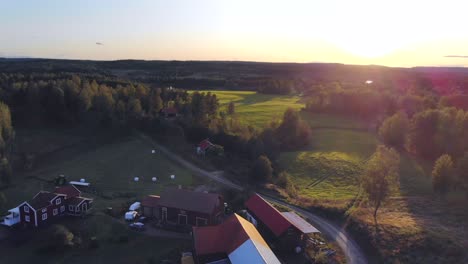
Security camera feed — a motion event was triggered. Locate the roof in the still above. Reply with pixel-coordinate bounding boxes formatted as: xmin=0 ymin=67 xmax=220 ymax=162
xmin=55 ymin=185 xmax=81 ymax=198
xmin=28 ymin=192 xmax=59 ymax=210
xmin=141 ymin=195 xmax=160 ymax=208
xmin=67 ymin=197 xmax=89 ymax=206
xmin=245 ymin=194 xmax=292 ymax=237
xmin=281 ymin=211 xmax=320 ymax=234
xmin=199 ymin=139 xmax=214 ymax=151
xmin=193 ymin=214 xmax=280 ymax=264
xmin=159 ymin=189 xmax=221 ymax=214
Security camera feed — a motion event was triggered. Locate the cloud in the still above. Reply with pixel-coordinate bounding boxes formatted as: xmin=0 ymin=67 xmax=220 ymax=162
xmin=96 ymin=42 xmax=104 ymax=46
xmin=444 ymin=55 xmax=468 ymax=58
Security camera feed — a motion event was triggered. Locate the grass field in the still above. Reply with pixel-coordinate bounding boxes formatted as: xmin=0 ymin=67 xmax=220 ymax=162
xmin=193 ymin=90 xmax=304 ymax=128
xmin=4 ymin=133 xmax=199 ymax=210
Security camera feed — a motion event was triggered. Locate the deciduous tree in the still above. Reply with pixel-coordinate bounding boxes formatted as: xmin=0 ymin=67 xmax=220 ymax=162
xmin=361 ymin=145 xmax=400 ymax=222
xmin=432 ymin=154 xmax=455 ymax=197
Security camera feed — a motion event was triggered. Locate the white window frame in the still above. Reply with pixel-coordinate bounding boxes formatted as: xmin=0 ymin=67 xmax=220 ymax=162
xmin=53 ymin=208 xmax=58 ymax=216
xmin=25 ymin=215 xmax=30 ymax=222
xmin=24 ymin=206 xmax=29 ymax=213
xmin=56 ymin=198 xmax=61 ymax=205
xmin=60 ymin=205 xmax=65 ymax=212
xmin=42 ymin=213 xmax=47 ymax=220
xmin=42 ymin=208 xmax=47 ymax=213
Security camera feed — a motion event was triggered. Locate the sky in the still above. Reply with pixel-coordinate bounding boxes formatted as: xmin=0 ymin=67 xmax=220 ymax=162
xmin=1 ymin=0 xmax=468 ymax=67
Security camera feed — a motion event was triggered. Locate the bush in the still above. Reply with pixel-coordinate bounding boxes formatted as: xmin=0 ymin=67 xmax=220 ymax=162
xmin=250 ymin=155 xmax=273 ymax=183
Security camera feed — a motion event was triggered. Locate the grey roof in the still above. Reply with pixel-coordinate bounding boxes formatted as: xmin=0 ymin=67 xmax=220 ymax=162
xmin=159 ymin=188 xmax=221 ymax=214
xmin=281 ymin=211 xmax=320 ymax=234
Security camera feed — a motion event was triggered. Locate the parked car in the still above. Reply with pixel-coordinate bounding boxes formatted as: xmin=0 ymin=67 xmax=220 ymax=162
xmin=129 ymin=222 xmax=145 ymax=231
xmin=125 ymin=211 xmax=138 ymax=221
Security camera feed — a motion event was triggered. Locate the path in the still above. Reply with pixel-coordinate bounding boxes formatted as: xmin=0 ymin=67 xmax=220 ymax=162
xmin=136 ymin=132 xmax=368 ymax=264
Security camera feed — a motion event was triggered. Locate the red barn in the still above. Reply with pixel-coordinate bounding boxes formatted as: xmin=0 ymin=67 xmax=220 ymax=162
xmin=192 ymin=213 xmax=281 ymax=264
xmin=17 ymin=185 xmax=93 ymax=227
xmin=245 ymin=194 xmax=320 ymax=252
xmin=159 ymin=188 xmax=223 ymax=226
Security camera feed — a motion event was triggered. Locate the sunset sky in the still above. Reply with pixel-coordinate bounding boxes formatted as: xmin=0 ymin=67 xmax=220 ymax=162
xmin=1 ymin=0 xmax=468 ymax=67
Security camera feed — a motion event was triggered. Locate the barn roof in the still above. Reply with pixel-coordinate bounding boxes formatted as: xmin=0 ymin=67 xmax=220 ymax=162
xmin=193 ymin=214 xmax=280 ymax=264
xmin=141 ymin=195 xmax=160 ymax=208
xmin=67 ymin=197 xmax=90 ymax=206
xmin=55 ymin=185 xmax=81 ymax=198
xmin=281 ymin=211 xmax=320 ymax=234
xmin=245 ymin=194 xmax=292 ymax=237
xmin=159 ymin=189 xmax=221 ymax=214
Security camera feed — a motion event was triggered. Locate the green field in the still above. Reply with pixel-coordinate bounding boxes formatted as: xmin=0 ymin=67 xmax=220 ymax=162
xmin=194 ymin=90 xmax=304 ymax=128
xmin=4 ymin=134 xmax=199 ymax=210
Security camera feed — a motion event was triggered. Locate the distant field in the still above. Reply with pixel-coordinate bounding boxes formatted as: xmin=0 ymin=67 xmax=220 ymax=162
xmin=193 ymin=90 xmax=304 ymax=128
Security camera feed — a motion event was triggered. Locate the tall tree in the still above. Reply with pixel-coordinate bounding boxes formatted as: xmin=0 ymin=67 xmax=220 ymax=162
xmin=456 ymin=152 xmax=468 ymax=197
xmin=227 ymin=101 xmax=236 ymax=115
xmin=379 ymin=111 xmax=409 ymax=148
xmin=432 ymin=154 xmax=454 ymax=197
xmin=361 ymin=145 xmax=400 ymax=222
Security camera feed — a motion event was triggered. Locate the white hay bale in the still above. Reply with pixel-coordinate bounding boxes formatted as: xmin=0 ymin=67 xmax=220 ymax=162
xmin=151 ymin=149 xmax=156 ymax=154
xmin=152 ymin=177 xmax=157 ymax=182
xmin=80 ymin=178 xmax=85 ymax=183
xmin=134 ymin=177 xmax=139 ymax=182
xmin=170 ymin=175 xmax=175 ymax=180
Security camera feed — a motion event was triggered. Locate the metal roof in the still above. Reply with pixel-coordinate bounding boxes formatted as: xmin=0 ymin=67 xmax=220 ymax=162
xmin=281 ymin=211 xmax=320 ymax=234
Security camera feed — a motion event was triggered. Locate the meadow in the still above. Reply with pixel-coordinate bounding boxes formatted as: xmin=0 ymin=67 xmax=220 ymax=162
xmin=194 ymin=90 xmax=304 ymax=128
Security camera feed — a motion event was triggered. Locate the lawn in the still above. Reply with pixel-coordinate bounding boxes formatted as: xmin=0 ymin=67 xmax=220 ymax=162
xmin=3 ymin=131 xmax=198 ymax=211
xmin=192 ymin=90 xmax=304 ymax=128
xmin=0 ymin=213 xmax=190 ymax=264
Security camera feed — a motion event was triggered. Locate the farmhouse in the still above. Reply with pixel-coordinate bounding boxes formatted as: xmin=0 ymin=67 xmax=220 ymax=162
xmin=158 ymin=188 xmax=224 ymax=226
xmin=192 ymin=213 xmax=281 ymax=264
xmin=17 ymin=185 xmax=93 ymax=227
xmin=245 ymin=194 xmax=320 ymax=252
xmin=196 ymin=139 xmax=223 ymax=156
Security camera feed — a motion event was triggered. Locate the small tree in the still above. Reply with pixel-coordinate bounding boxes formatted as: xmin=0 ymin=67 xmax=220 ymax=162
xmin=432 ymin=154 xmax=454 ymax=197
xmin=250 ymin=155 xmax=273 ymax=183
xmin=49 ymin=224 xmax=74 ymax=249
xmin=361 ymin=145 xmax=400 ymax=222
xmin=227 ymin=101 xmax=235 ymax=115
xmin=457 ymin=152 xmax=468 ymax=197
xmin=0 ymin=158 xmax=12 ymax=185
xmin=378 ymin=111 xmax=409 ymax=148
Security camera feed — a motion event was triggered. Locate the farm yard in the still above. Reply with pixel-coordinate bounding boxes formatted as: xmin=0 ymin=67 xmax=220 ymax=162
xmin=0 ymin=127 xmax=199 ymax=264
